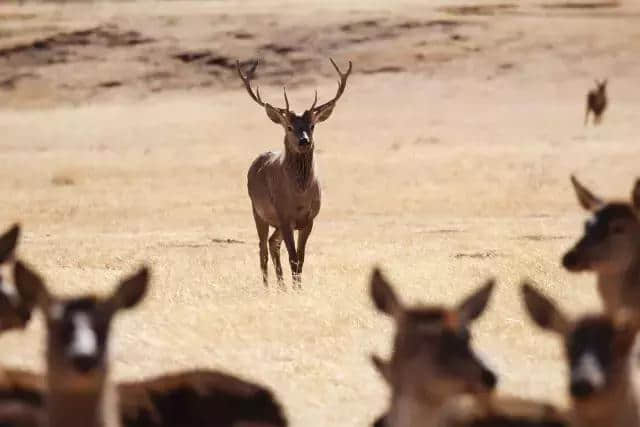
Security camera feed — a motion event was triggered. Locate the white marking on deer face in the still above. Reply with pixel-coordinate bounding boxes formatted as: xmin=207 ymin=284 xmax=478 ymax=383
xmin=572 ymin=352 xmax=605 ymax=390
xmin=69 ymin=312 xmax=97 ymax=358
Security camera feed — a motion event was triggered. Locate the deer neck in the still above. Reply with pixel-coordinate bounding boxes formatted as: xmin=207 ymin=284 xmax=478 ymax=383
xmin=571 ymin=365 xmax=638 ymax=427
xmin=283 ymin=141 xmax=315 ymax=191
xmin=386 ymin=390 xmax=449 ymax=427
xmin=47 ymin=373 xmax=120 ymax=427
xmin=597 ymin=251 xmax=640 ymax=314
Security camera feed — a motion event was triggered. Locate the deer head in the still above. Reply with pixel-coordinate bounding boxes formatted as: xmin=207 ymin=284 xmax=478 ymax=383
xmin=14 ymin=261 xmax=149 ymax=388
xmin=594 ymin=79 xmax=608 ymax=94
xmin=562 ymin=175 xmax=640 ymax=275
xmin=370 ymin=268 xmax=497 ymax=402
xmin=522 ymin=282 xmax=639 ymax=400
xmin=236 ymin=58 xmax=352 ymax=154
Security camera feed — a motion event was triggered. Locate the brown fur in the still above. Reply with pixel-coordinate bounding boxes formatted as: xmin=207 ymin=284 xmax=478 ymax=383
xmin=237 ymin=59 xmax=352 ymax=288
xmin=0 ymin=368 xmax=287 ymax=427
xmin=585 ymin=79 xmax=607 ymax=125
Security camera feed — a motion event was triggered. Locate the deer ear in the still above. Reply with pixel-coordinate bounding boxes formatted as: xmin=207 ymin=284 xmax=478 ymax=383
xmin=457 ymin=279 xmax=495 ymax=325
xmin=13 ymin=261 xmax=49 ymax=311
xmin=0 ymin=224 xmax=19 ymax=263
xmin=265 ymin=104 xmax=286 ymax=125
xmin=311 ymin=103 xmax=336 ymax=124
xmin=570 ymin=175 xmax=602 ymax=212
xmin=370 ymin=268 xmax=402 ymax=318
xmin=110 ymin=267 xmax=150 ymax=311
xmin=521 ymin=282 xmax=570 ymax=335
xmin=371 ymin=354 xmax=391 ymax=384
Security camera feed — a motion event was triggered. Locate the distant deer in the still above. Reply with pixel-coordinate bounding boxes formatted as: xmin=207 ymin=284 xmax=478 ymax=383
xmin=585 ymin=79 xmax=607 ymax=126
xmin=522 ymin=282 xmax=639 ymax=427
xmin=237 ymin=58 xmax=352 ymax=288
xmin=369 ymin=269 xmax=566 ymax=427
xmin=14 ymin=261 xmax=151 ymax=427
xmin=563 ymin=175 xmax=640 ymax=314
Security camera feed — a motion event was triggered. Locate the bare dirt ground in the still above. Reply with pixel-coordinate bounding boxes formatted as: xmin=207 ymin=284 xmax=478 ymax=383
xmin=1 ymin=0 xmax=640 ymax=425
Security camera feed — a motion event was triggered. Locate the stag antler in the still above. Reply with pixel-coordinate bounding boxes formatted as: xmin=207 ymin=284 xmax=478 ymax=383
xmin=237 ymin=60 xmax=265 ymax=107
xmin=237 ymin=60 xmax=290 ymax=114
xmin=310 ymin=58 xmax=353 ymax=112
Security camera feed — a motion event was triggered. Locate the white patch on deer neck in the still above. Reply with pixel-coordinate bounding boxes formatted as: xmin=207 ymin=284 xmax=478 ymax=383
xmin=70 ymin=312 xmax=97 ymax=357
xmin=573 ymin=352 xmax=605 ymax=389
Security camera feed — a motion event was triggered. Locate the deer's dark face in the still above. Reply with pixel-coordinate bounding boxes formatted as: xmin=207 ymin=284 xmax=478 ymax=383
xmin=563 ymin=176 xmax=640 ymax=275
xmin=522 ymin=284 xmax=637 ymax=401
xmin=14 ymin=262 xmax=149 ymax=389
xmin=564 ymin=316 xmax=631 ymax=399
xmin=370 ymin=269 xmax=497 ymax=402
xmin=45 ymin=297 xmax=112 ymax=379
xmin=391 ymin=308 xmax=496 ymax=398
xmin=281 ymin=111 xmax=315 ymax=154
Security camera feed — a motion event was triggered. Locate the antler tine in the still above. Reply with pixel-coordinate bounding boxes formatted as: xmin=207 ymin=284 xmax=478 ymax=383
xmin=309 ymin=89 xmax=318 ymax=111
xmin=311 ymin=58 xmax=353 ymax=112
xmin=283 ymin=87 xmax=290 ymax=113
xmin=236 ymin=59 xmax=265 ymax=107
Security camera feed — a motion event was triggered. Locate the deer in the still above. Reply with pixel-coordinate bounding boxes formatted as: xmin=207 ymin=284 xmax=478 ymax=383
xmin=2 ymin=260 xmax=287 ymax=427
xmin=369 ymin=268 xmax=566 ymax=427
xmin=562 ymin=175 xmax=640 ymax=315
xmin=13 ymin=260 xmax=151 ymax=427
xmin=522 ymin=282 xmax=640 ymax=427
xmin=585 ymin=79 xmax=607 ymax=126
xmin=237 ymin=58 xmax=352 ymax=289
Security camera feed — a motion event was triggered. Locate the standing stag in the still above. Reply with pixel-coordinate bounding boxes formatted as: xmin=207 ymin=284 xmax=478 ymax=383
xmin=585 ymin=79 xmax=607 ymax=126
xmin=237 ymin=58 xmax=352 ymax=288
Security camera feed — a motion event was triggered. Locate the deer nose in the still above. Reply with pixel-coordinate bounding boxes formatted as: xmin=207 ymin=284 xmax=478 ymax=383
xmin=481 ymin=368 xmax=497 ymax=390
xmin=71 ymin=354 xmax=99 ymax=373
xmin=562 ymin=250 xmax=579 ymax=270
xmin=570 ymin=379 xmax=595 ymax=398
xmin=298 ymin=131 xmax=310 ymax=145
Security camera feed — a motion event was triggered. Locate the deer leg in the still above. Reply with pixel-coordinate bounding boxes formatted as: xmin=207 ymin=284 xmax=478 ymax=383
xmin=268 ymin=229 xmax=285 ymax=288
xmin=279 ymin=224 xmax=299 ymax=287
xmin=253 ymin=208 xmax=269 ymax=287
xmin=294 ymin=221 xmax=314 ymax=289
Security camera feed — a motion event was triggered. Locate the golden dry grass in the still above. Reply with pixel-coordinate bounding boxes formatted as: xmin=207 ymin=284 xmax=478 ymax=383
xmin=1 ymin=0 xmax=640 ymax=425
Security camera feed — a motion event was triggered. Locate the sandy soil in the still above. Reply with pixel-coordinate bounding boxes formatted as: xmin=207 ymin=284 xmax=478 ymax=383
xmin=1 ymin=0 xmax=640 ymax=425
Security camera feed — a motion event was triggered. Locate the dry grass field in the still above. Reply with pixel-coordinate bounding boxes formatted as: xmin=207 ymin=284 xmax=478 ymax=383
xmin=1 ymin=0 xmax=640 ymax=425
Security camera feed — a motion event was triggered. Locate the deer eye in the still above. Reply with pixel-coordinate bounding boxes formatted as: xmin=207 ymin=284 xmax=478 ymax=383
xmin=310 ymin=125 xmax=315 ymax=131
xmin=287 ymin=125 xmax=293 ymax=132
